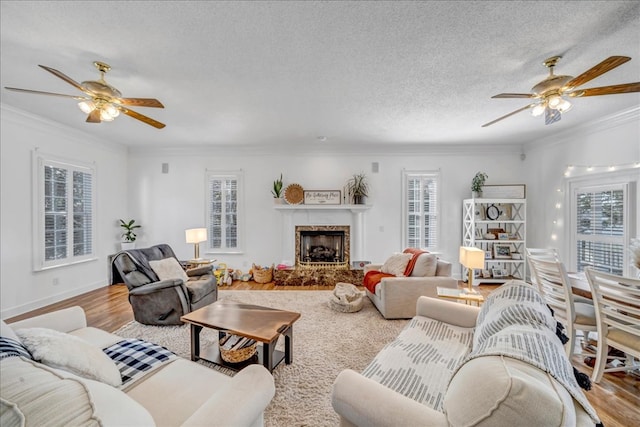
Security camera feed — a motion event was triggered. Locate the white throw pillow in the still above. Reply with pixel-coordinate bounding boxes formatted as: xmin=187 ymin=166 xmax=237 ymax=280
xmin=149 ymin=257 xmax=189 ymax=283
xmin=15 ymin=327 xmax=122 ymax=387
xmin=380 ymin=253 xmax=413 ymax=276
xmin=410 ymin=253 xmax=438 ymax=277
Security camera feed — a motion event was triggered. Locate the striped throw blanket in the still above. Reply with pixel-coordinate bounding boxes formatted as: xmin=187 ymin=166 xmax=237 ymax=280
xmin=103 ymin=338 xmax=177 ymax=389
xmin=462 ymin=280 xmax=601 ymax=425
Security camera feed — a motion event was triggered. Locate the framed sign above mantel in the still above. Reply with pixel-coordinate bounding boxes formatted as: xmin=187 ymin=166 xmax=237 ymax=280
xmin=481 ymin=184 xmax=526 ymax=199
xmin=303 ymin=190 xmax=341 ymax=205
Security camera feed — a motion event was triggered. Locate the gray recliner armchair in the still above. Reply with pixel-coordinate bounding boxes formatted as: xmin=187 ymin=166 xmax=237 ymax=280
xmin=111 ymin=244 xmax=217 ymax=325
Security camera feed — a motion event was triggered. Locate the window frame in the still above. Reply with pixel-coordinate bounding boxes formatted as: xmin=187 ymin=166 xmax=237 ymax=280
xmin=32 ymin=151 xmax=97 ymax=271
xmin=401 ymin=170 xmax=441 ymax=251
xmin=567 ymin=170 xmax=637 ymax=277
xmin=205 ymin=169 xmax=244 ymax=254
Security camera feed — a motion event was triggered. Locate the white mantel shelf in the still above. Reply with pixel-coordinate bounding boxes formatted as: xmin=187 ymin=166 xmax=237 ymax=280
xmin=273 ymin=204 xmax=371 ymax=212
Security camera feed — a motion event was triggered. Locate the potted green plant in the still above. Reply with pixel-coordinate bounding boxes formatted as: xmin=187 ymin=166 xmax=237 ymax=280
xmin=272 ymin=173 xmax=284 ymax=203
xmin=119 ymin=219 xmax=141 ymax=250
xmin=346 ymin=172 xmax=369 ymax=205
xmin=471 ymin=172 xmax=488 ymax=198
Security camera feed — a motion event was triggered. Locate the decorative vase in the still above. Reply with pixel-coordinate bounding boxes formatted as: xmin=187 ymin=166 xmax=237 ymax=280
xmin=472 ymin=190 xmax=482 ymax=198
xmin=121 ymin=242 xmax=136 ymax=250
xmin=273 ymin=198 xmax=283 ymax=205
xmin=353 ymin=195 xmax=366 ymax=205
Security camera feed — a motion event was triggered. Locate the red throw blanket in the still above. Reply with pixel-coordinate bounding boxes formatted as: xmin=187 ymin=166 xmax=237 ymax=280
xmin=363 ymin=248 xmax=428 ymax=294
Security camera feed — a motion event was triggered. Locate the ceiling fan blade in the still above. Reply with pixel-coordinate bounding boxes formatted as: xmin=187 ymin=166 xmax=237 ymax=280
xmin=118 ymin=98 xmax=165 ymax=108
xmin=568 ymin=82 xmax=640 ymax=97
xmin=120 ymin=107 xmax=166 ymax=129
xmin=4 ymin=87 xmax=88 ymax=100
xmin=38 ymin=65 xmax=87 ymax=93
xmin=481 ymin=104 xmax=534 ymax=127
xmin=563 ymin=56 xmax=631 ymax=90
xmin=491 ymin=93 xmax=536 ymax=99
xmin=86 ymin=110 xmax=102 ymax=123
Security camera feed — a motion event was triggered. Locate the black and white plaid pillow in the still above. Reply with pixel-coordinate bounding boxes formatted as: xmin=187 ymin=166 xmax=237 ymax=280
xmin=0 ymin=336 xmax=33 ymax=360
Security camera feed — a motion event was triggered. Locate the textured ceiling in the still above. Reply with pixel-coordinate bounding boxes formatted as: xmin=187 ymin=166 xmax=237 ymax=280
xmin=1 ymin=1 xmax=639 ymax=151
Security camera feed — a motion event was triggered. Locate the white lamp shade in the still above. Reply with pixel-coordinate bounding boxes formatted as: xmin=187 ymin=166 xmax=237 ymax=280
xmin=459 ymin=246 xmax=485 ymax=269
xmin=185 ymin=228 xmax=207 ymax=244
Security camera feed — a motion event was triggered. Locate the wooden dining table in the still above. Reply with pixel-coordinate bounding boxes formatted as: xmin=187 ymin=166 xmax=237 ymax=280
xmin=568 ymin=271 xmax=593 ymax=299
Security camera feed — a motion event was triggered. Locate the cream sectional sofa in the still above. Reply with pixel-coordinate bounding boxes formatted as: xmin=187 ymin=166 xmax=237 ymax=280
xmin=332 ymin=280 xmax=600 ymax=426
xmin=1 ymin=306 xmax=275 ymax=426
xmin=364 ymin=257 xmax=457 ymax=319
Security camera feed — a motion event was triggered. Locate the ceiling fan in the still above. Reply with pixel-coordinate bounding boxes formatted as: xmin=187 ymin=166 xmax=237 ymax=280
xmin=482 ymin=55 xmax=640 ymax=127
xmin=4 ymin=61 xmax=165 ymax=129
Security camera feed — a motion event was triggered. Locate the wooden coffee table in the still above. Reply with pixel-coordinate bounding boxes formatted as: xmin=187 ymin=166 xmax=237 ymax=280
xmin=181 ymin=300 xmax=301 ymax=373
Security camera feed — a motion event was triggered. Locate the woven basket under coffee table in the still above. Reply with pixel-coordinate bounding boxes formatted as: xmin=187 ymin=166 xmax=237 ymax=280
xmin=219 ymin=333 xmax=258 ymax=363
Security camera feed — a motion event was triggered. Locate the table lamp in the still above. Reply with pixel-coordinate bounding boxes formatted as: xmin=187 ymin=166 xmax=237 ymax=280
xmin=459 ymin=246 xmax=485 ymax=293
xmin=185 ymin=228 xmax=207 ymax=261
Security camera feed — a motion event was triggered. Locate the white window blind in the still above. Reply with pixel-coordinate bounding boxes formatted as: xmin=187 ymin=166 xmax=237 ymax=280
xmin=403 ymin=171 xmax=440 ymax=250
xmin=572 ymin=183 xmax=628 ymax=275
xmin=35 ymin=153 xmax=95 ymax=270
xmin=206 ymin=171 xmax=243 ymax=253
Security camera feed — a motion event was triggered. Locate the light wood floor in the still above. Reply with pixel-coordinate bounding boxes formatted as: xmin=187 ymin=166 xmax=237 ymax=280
xmin=6 ymin=282 xmax=639 ymax=426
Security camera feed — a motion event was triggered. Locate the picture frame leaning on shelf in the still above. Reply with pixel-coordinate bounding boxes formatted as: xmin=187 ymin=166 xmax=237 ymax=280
xmin=493 ymin=244 xmax=512 ymax=259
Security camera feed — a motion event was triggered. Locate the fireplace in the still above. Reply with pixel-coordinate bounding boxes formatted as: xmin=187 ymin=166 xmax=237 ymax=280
xmin=295 ymin=225 xmax=350 ymax=268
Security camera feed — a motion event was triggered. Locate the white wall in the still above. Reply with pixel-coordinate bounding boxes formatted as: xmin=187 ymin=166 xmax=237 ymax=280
xmin=126 ymin=145 xmax=526 ymax=275
xmin=1 ymin=106 xmax=129 ymax=318
xmin=523 ymin=107 xmax=640 ymax=271
xmin=2 ymin=104 xmax=638 ymax=318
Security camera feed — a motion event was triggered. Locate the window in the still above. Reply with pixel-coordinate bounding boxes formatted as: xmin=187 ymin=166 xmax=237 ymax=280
xmin=569 ymin=174 xmax=636 ymax=276
xmin=206 ymin=170 xmax=243 ymax=253
xmin=402 ymin=171 xmax=440 ymax=250
xmin=33 ymin=153 xmax=95 ymax=270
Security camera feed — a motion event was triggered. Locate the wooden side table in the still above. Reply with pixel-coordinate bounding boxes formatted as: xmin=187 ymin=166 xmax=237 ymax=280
xmin=436 ymin=287 xmax=484 ymax=306
xmin=183 ymin=259 xmax=216 ymax=270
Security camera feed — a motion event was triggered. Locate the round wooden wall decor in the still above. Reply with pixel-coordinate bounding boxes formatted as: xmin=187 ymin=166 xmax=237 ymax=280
xmin=284 ymin=183 xmax=304 ymax=204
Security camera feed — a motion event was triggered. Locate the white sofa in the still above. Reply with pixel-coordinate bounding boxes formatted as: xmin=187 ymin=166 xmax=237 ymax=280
xmin=332 ymin=280 xmax=600 ymax=426
xmin=1 ymin=306 xmax=275 ymax=427
xmin=364 ymin=258 xmax=458 ymax=319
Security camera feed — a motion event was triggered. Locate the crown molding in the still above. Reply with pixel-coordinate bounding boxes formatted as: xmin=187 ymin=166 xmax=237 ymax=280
xmin=522 ymin=106 xmax=640 ymax=153
xmin=1 ymin=103 xmax=128 ymax=155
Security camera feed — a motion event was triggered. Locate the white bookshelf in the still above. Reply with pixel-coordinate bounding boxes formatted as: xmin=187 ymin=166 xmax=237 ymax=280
xmin=462 ymin=198 xmax=526 ymax=286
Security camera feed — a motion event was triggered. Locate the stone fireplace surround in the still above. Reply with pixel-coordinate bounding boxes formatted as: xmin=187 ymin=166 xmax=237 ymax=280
xmin=273 ymin=205 xmax=370 ymax=286
xmin=296 ymin=225 xmax=350 ymax=266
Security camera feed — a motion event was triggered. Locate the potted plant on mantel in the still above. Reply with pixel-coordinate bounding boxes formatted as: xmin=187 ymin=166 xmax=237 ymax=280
xmin=471 ymin=172 xmax=488 ymax=198
xmin=272 ymin=173 xmax=284 ymax=204
xmin=119 ymin=219 xmax=141 ymax=250
xmin=346 ymin=172 xmax=369 ymax=205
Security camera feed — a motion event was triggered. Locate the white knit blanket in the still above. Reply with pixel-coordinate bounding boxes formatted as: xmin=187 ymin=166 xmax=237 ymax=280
xmin=465 ymin=280 xmax=601 ymax=424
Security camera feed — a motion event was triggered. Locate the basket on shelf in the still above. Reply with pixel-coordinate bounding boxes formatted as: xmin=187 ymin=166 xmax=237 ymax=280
xmin=219 ymin=333 xmax=257 ymax=364
xmin=252 ymin=264 xmax=274 ymax=284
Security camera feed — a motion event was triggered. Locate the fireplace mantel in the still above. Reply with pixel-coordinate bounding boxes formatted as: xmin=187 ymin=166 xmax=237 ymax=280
xmin=273 ymin=204 xmax=371 ymax=213
xmin=275 ymin=204 xmax=371 ymax=263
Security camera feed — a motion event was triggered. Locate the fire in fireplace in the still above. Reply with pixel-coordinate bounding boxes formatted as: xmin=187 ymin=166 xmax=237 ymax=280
xmin=295 ymin=225 xmax=350 ymax=267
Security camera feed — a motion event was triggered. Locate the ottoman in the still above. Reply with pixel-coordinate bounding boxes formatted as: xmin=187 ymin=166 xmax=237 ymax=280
xmin=329 ymin=282 xmax=364 ymax=313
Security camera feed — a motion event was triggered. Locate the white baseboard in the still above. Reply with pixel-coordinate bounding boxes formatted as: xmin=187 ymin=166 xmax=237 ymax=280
xmin=1 ymin=280 xmax=107 ymax=320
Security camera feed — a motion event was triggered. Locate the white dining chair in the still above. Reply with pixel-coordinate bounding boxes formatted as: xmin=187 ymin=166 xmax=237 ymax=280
xmin=585 ymin=267 xmax=640 ymax=383
xmin=527 ymin=256 xmax=598 ymax=358
xmin=526 ymin=247 xmax=592 ymax=305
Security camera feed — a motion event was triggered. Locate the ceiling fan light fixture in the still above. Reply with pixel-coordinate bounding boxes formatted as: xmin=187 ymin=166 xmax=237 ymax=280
xmin=103 ymin=103 xmax=120 ymax=118
xmin=531 ymin=103 xmax=546 ymax=117
xmin=78 ymin=100 xmax=95 ymax=114
xmin=557 ymin=98 xmax=572 ymax=112
xmin=547 ymin=94 xmax=562 ymax=109
xmin=99 ymin=108 xmax=115 ymax=121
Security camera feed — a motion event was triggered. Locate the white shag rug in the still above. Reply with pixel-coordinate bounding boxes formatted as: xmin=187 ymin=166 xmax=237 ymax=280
xmin=114 ymin=290 xmax=408 ymax=427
